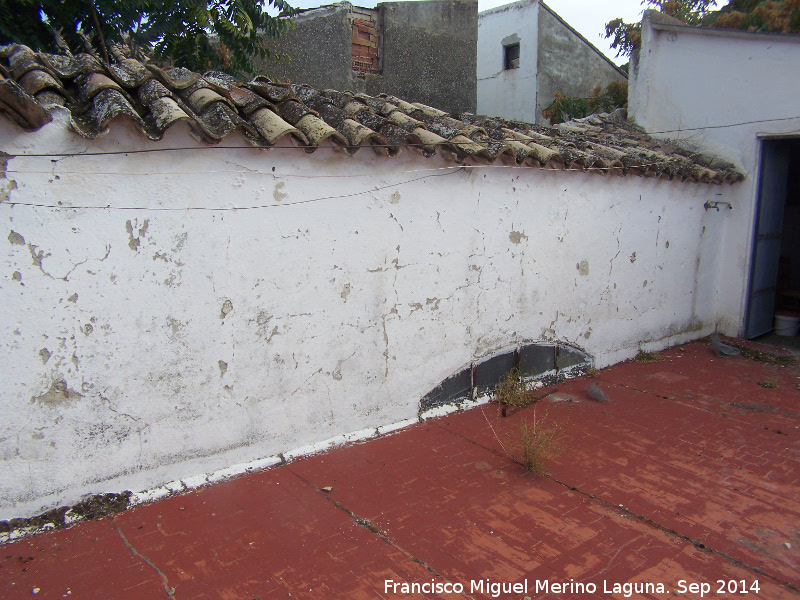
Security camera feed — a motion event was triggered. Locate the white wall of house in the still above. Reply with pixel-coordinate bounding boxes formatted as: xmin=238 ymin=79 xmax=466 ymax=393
xmin=629 ymin=11 xmax=800 ymax=335
xmin=1 ymin=108 xmax=736 ymax=519
xmin=477 ymin=0 xmax=539 ymax=123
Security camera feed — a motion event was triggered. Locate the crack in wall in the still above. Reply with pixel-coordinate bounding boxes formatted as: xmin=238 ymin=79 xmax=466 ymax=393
xmin=113 ymin=523 xmax=176 ymax=598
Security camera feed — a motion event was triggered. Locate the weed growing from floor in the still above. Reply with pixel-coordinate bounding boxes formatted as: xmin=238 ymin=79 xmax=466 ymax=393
xmin=634 ymin=349 xmax=662 ymax=363
xmin=494 ymin=368 xmax=535 ymax=407
xmin=508 ymin=409 xmax=568 ymax=475
xmin=584 ymin=367 xmax=599 ymax=378
xmin=734 ymin=345 xmax=794 ymax=366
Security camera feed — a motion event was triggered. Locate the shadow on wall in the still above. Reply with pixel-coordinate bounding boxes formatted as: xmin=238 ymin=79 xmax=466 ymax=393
xmin=419 ymin=342 xmax=592 ymax=416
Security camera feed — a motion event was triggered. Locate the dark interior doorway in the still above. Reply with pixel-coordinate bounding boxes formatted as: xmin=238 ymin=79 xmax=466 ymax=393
xmin=746 ymin=137 xmax=800 ymax=339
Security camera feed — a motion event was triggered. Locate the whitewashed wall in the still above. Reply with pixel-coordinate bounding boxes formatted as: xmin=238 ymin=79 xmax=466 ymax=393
xmin=1 ymin=108 xmax=735 ymax=519
xmin=477 ymin=0 xmax=539 ymax=123
xmin=629 ymin=11 xmax=800 ymax=335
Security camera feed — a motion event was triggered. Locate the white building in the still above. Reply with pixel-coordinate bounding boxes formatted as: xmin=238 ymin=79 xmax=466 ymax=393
xmin=1 ymin=44 xmax=739 ymax=521
xmin=477 ymin=0 xmax=626 ymax=124
xmin=629 ymin=10 xmax=800 ymax=338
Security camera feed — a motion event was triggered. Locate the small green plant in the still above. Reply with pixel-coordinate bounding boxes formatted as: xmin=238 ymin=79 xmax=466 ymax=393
xmin=634 ymin=349 xmax=662 ymax=363
xmin=494 ymin=368 xmax=535 ymax=407
xmin=584 ymin=367 xmax=599 ymax=378
xmin=508 ymin=409 xmax=568 ymax=475
xmin=541 ymin=81 xmax=628 ymax=125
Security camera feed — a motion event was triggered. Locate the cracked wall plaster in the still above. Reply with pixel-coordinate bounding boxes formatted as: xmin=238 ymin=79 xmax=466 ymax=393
xmin=0 ymin=113 xmax=740 ymax=520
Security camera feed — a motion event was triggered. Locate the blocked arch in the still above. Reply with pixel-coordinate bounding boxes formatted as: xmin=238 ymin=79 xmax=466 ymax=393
xmin=419 ymin=342 xmax=592 ymax=415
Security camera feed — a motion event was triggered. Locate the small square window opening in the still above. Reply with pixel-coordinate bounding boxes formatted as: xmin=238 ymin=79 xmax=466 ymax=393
xmin=504 ymin=43 xmax=520 ymax=70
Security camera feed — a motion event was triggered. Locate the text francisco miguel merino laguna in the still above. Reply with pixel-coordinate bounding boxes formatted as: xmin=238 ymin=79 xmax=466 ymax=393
xmin=384 ymin=577 xmax=759 ymax=597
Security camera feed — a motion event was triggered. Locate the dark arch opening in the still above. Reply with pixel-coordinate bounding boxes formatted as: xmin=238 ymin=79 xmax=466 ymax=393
xmin=419 ymin=342 xmax=592 ymax=416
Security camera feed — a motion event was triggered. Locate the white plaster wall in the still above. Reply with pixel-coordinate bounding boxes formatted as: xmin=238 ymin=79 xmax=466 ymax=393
xmin=477 ymin=0 xmax=539 ymax=122
xmin=1 ymin=109 xmax=735 ymax=518
xmin=629 ymin=14 xmax=800 ymax=335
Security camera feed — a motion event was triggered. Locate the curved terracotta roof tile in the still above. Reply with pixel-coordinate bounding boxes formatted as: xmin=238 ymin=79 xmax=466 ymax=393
xmin=39 ymin=53 xmax=103 ymax=78
xmin=108 ymin=59 xmax=151 ymax=89
xmin=247 ymin=79 xmax=294 ymax=103
xmin=0 ymin=45 xmax=743 ymax=184
xmin=0 ymin=76 xmax=52 ymax=130
xmin=249 ymin=107 xmax=309 ymax=147
xmin=278 ymin=99 xmax=315 ymax=126
xmin=18 ymin=68 xmax=63 ymax=97
xmin=410 ymin=127 xmax=448 ymax=157
xmin=186 ymin=87 xmax=233 ymax=114
xmin=146 ymin=96 xmax=191 ymax=136
xmin=147 ymin=65 xmax=202 ymax=90
xmin=71 ymin=87 xmax=147 ymax=139
xmin=340 ymin=118 xmax=387 ymax=152
xmin=8 ymin=46 xmax=43 ymax=79
xmin=77 ymin=72 xmax=125 ymax=103
xmin=387 ymin=110 xmax=425 ymax=131
xmin=295 ymin=113 xmax=348 ymax=151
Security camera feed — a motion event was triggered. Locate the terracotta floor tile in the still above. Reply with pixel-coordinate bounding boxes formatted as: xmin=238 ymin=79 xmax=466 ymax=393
xmin=2 ymin=340 xmax=798 ymax=598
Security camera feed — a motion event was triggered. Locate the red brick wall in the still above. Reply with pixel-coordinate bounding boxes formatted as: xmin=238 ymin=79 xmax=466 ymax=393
xmin=352 ymin=18 xmax=380 ymax=74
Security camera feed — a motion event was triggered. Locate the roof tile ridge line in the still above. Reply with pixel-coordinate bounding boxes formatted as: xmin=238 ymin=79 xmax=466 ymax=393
xmin=538 ymin=1 xmax=628 ymax=79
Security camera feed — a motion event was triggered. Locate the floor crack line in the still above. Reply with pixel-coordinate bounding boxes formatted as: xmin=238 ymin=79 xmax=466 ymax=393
xmin=287 ymin=467 xmax=477 ymax=600
xmin=113 ymin=521 xmax=176 ymax=598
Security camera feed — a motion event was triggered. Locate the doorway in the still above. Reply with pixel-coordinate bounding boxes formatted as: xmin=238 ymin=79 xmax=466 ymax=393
xmin=745 ymin=137 xmax=800 ymax=339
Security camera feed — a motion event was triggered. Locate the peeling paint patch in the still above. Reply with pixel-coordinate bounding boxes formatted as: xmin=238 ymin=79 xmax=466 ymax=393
xmin=83 ymin=323 xmax=93 ymax=336
xmin=67 ymin=293 xmax=78 ymax=303
xmin=273 ymin=182 xmax=288 ymax=202
xmin=426 ymin=297 xmax=441 ymax=310
xmin=218 ymin=361 xmax=228 ymax=377
xmin=390 ymin=191 xmax=401 ymax=204
xmin=265 ymin=326 xmax=279 ymax=343
xmin=39 ymin=348 xmax=51 ymax=365
xmin=12 ymin=271 xmax=21 ymax=282
xmin=33 ymin=380 xmax=84 ymax=406
xmin=28 ymin=244 xmax=50 ymax=270
xmin=340 ymin=283 xmax=351 ymax=301
xmin=126 ymin=219 xmax=149 ymax=251
xmin=0 ymin=179 xmax=17 ymax=202
xmin=509 ymin=230 xmax=528 ymax=244
xmin=630 ymin=252 xmax=637 ymax=263
xmin=171 ymin=232 xmax=187 ymax=253
xmin=8 ymin=230 xmax=24 ymax=245
xmin=220 ymin=300 xmax=233 ymax=319
xmin=576 ymin=260 xmax=590 ymax=276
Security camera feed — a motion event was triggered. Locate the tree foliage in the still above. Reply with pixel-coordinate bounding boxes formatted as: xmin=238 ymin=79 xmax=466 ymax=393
xmin=706 ymin=0 xmax=800 ymax=32
xmin=605 ymin=0 xmax=800 ymax=58
xmin=0 ymin=0 xmax=297 ymax=74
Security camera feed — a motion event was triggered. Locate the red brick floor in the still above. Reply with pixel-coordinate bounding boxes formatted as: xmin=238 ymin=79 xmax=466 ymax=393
xmin=2 ymin=341 xmax=799 ymax=599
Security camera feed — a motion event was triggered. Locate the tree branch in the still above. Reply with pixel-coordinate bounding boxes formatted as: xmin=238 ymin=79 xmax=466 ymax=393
xmin=90 ymin=1 xmax=110 ymax=64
